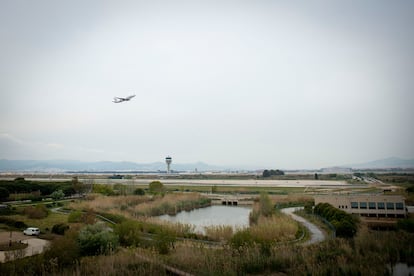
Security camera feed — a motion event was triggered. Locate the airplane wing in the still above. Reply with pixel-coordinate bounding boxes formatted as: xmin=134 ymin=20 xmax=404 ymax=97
xmin=113 ymin=94 xmax=135 ymax=103
xmin=113 ymin=97 xmax=125 ymax=103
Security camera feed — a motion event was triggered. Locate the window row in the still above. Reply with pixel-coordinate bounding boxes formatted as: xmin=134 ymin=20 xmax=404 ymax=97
xmin=350 ymin=202 xmax=404 ymax=210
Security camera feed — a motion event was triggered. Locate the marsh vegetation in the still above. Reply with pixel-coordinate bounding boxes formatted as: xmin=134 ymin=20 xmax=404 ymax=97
xmin=0 ymin=176 xmax=413 ymax=275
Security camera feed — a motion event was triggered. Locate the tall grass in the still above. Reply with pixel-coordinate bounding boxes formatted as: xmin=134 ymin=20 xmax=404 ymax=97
xmin=249 ymin=213 xmax=298 ymax=243
xmin=204 ymin=225 xmax=234 ymax=241
xmin=68 ymin=194 xmax=150 ymax=213
xmin=1 ymin=224 xmax=413 ymax=275
xmin=66 ymin=248 xmax=167 ymax=276
xmin=68 ymin=193 xmax=210 ymax=219
xmin=164 ymin=227 xmax=414 ymax=275
xmin=130 ymin=193 xmax=210 ymax=217
xmin=145 ymin=219 xmax=196 ymax=238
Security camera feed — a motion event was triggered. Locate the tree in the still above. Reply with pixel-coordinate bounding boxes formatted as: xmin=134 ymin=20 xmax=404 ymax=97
xmin=149 ymin=181 xmax=165 ymax=194
xmin=133 ymin=188 xmax=145 ymax=195
xmin=0 ymin=187 xmax=9 ymax=200
xmin=72 ymin=176 xmax=84 ymax=195
xmin=262 ymin=170 xmax=270 ymax=178
xmin=406 ymin=186 xmax=414 ymax=194
xmin=262 ymin=169 xmax=284 ymax=177
xmin=314 ymin=202 xmax=358 ymax=238
xmin=50 ymin=190 xmax=65 ymax=201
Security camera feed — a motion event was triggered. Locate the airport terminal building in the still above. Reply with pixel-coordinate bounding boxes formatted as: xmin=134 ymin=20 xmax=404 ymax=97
xmin=314 ymin=195 xmax=407 ymax=218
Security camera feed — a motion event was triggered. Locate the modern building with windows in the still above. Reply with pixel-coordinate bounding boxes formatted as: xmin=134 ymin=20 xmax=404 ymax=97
xmin=314 ymin=194 xmax=406 ymax=218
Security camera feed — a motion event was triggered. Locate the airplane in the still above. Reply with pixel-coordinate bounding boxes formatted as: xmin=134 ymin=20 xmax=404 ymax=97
xmin=113 ymin=94 xmax=136 ymax=103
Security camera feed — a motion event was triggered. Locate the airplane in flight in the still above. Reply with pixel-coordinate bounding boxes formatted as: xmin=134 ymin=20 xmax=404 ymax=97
xmin=113 ymin=94 xmax=136 ymax=103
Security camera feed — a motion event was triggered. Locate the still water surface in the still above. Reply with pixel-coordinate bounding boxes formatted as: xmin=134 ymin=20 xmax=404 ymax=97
xmin=157 ymin=205 xmax=251 ymax=234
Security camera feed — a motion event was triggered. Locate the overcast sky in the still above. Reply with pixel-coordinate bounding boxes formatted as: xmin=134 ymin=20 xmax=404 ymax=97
xmin=1 ymin=0 xmax=413 ymax=169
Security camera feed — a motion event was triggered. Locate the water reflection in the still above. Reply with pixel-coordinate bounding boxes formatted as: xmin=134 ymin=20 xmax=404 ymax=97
xmin=157 ymin=205 xmax=251 ymax=234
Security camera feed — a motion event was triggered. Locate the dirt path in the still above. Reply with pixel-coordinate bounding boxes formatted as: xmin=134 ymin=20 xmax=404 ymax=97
xmin=0 ymin=231 xmax=26 ymax=243
xmin=281 ymin=207 xmax=325 ymax=245
xmin=0 ymin=231 xmax=49 ymax=262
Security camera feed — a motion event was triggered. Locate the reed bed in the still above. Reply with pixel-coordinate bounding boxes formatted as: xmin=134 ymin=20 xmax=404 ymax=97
xmin=61 ymin=248 xmax=167 ymax=276
xmin=130 ymin=193 xmax=210 ymax=217
xmin=69 ymin=193 xmax=210 ymax=218
xmin=145 ymin=218 xmax=196 ymax=238
xmin=269 ymin=194 xmax=313 ymax=202
xmin=249 ymin=213 xmax=298 ymax=243
xmin=68 ymin=194 xmax=151 ymax=213
xmin=204 ymin=225 xmax=234 ymax=241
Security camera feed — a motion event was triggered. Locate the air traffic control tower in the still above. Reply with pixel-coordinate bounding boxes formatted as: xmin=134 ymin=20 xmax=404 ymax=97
xmin=165 ymin=156 xmax=172 ymax=174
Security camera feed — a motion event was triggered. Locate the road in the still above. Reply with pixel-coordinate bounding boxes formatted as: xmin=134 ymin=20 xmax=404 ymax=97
xmin=2 ymin=177 xmax=357 ymax=188
xmin=281 ymin=207 xmax=325 ymax=245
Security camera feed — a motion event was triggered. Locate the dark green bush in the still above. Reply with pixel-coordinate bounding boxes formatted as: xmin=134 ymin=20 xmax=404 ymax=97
xmin=397 ymin=218 xmax=414 ymax=233
xmin=133 ymin=188 xmax=145 ymax=195
xmin=52 ymin=223 xmax=70 ymax=235
xmin=0 ymin=216 xmax=27 ymax=229
xmin=0 ymin=187 xmax=9 ymax=199
xmin=0 ymin=205 xmax=11 ymax=215
xmin=314 ymin=203 xmax=358 ymax=238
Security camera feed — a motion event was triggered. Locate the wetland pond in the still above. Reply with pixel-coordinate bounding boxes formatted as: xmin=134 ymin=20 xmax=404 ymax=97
xmin=157 ymin=205 xmax=251 ymax=234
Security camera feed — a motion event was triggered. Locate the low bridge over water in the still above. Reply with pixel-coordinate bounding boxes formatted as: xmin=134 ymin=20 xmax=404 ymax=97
xmin=204 ymin=194 xmax=256 ymax=206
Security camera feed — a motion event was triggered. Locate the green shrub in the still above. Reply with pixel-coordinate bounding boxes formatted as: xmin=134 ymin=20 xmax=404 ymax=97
xmin=154 ymin=228 xmax=176 ymax=254
xmin=44 ymin=229 xmax=80 ymax=268
xmin=230 ymin=229 xmax=254 ymax=250
xmin=0 ymin=187 xmax=9 ymax=200
xmin=0 ymin=205 xmax=11 ymax=215
xmin=92 ymin=184 xmax=115 ymax=196
xmin=149 ymin=181 xmax=165 ymax=194
xmin=133 ymin=188 xmax=145 ymax=195
xmin=115 ymin=220 xmax=142 ymax=247
xmin=50 ymin=189 xmax=65 ymax=201
xmin=406 ymin=186 xmax=414 ymax=193
xmin=52 ymin=223 xmax=70 ymax=235
xmin=259 ymin=192 xmax=273 ymax=217
xmin=0 ymin=216 xmax=27 ymax=229
xmin=78 ymin=223 xmax=119 ymax=256
xmin=68 ymin=210 xmax=83 ymax=223
xmin=397 ymin=218 xmax=414 ymax=233
xmin=314 ymin=203 xmax=358 ymax=238
xmin=24 ymin=204 xmax=49 ymax=219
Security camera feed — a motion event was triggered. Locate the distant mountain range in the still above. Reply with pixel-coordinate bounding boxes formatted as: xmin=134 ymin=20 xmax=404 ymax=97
xmin=0 ymin=159 xmax=227 ymax=172
xmin=0 ymin=157 xmax=413 ymax=173
xmin=345 ymin=157 xmax=414 ymax=169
